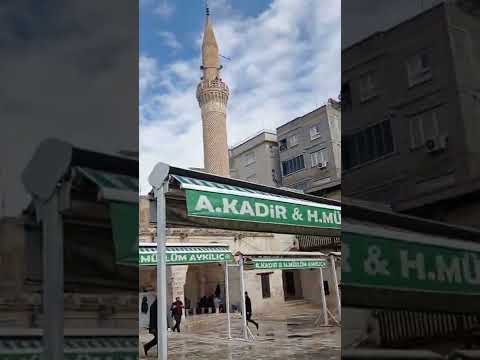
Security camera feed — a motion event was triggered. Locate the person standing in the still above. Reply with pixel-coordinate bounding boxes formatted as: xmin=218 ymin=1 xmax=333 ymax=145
xmin=144 ymin=298 xmax=158 ymax=356
xmin=245 ymin=292 xmax=259 ymax=332
xmin=171 ymin=297 xmax=184 ymax=333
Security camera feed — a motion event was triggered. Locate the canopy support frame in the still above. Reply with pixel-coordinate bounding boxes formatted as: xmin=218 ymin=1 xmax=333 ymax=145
xmin=239 ymin=255 xmax=249 ymax=341
xmin=330 ymin=254 xmax=341 ymax=321
xmin=155 ymin=182 xmax=168 ymax=360
xmin=224 ymin=260 xmax=232 ymax=340
xmin=41 ymin=190 xmax=64 ymax=360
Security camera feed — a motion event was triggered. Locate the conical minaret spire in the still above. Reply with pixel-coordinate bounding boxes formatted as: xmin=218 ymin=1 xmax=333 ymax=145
xmin=197 ymin=7 xmax=230 ymax=177
xmin=201 ymin=5 xmax=220 ymax=81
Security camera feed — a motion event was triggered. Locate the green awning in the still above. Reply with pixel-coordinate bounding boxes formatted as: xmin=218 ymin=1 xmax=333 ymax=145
xmin=76 ymin=167 xmax=138 ymax=203
xmin=244 ymin=258 xmax=327 ymax=270
xmin=110 ymin=202 xmax=138 ymax=266
xmin=172 ymin=175 xmax=341 ymax=230
xmin=343 ymin=224 xmax=480 ymax=295
xmin=75 ymin=167 xmax=139 ymax=266
xmin=139 ymin=243 xmax=233 ymax=266
xmin=0 ymin=337 xmax=138 ymax=359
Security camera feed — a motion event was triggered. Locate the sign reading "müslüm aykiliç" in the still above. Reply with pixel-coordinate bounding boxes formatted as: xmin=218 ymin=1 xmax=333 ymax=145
xmin=139 ymin=251 xmax=232 ymax=266
xmin=185 ymin=190 xmax=341 ymax=229
xmin=246 ymin=258 xmax=327 ymax=270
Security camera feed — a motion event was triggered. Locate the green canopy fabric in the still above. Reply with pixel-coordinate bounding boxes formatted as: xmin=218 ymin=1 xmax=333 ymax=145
xmin=75 ymin=167 xmax=139 ymax=266
xmin=172 ymin=175 xmax=341 ymax=230
xmin=139 ymin=244 xmax=233 ymax=266
xmin=76 ymin=167 xmax=138 ymax=203
xmin=109 ymin=202 xmax=138 ymax=266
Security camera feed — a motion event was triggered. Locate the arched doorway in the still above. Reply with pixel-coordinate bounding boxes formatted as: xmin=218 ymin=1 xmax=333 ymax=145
xmin=184 ymin=263 xmax=226 ymax=315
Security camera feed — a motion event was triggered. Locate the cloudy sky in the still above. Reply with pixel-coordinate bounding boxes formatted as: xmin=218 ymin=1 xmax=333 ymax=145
xmin=139 ymin=0 xmax=341 ymax=194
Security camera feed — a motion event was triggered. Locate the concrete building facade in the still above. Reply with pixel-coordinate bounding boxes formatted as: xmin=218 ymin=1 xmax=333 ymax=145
xmin=229 ymin=131 xmax=281 ymax=186
xmin=276 ymin=99 xmax=341 ymax=198
xmin=342 ymin=3 xmax=480 ymax=227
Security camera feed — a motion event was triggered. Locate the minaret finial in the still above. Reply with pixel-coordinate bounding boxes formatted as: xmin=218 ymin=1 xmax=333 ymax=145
xmin=206 ymin=0 xmax=210 ymax=17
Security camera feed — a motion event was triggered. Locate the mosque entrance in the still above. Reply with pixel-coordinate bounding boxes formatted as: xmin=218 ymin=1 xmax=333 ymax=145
xmin=184 ymin=263 xmax=227 ymax=315
xmin=282 ymin=270 xmax=304 ymax=300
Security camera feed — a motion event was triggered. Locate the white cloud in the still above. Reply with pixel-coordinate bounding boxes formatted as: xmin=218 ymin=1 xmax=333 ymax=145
xmin=157 ymin=31 xmax=182 ymax=51
xmin=140 ymin=0 xmax=340 ymax=194
xmin=154 ymin=0 xmax=175 ymax=18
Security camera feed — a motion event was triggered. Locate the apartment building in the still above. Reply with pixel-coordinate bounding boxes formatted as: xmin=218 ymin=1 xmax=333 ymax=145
xmin=342 ymin=2 xmax=480 ymax=226
xmin=276 ymin=99 xmax=341 ymax=198
xmin=229 ymin=130 xmax=281 ymax=187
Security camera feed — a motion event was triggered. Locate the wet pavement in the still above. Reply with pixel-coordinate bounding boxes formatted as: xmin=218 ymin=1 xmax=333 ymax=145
xmin=140 ymin=304 xmax=340 ymax=359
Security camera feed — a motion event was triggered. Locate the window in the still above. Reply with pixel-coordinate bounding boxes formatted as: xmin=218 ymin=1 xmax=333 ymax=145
xmin=288 ymin=134 xmax=299 ymax=147
xmin=260 ymin=274 xmax=271 ymax=298
xmin=311 ymin=149 xmax=328 ymax=167
xmin=310 ymin=124 xmax=321 ymax=140
xmin=282 ymin=155 xmax=305 ymax=176
xmin=279 ymin=139 xmax=288 ymax=152
xmin=269 ymin=143 xmax=278 ymax=157
xmin=406 ymin=51 xmax=432 ymax=87
xmin=359 ymin=71 xmax=377 ymax=101
xmin=343 ymin=119 xmax=394 ymax=170
xmin=409 ymin=108 xmax=440 ymax=149
xmin=244 ymin=151 xmax=256 ymax=166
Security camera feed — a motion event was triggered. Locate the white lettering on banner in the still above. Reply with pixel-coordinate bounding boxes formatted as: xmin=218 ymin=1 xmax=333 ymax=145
xmin=436 ymin=256 xmax=462 ymax=283
xmin=275 ymin=205 xmax=287 ymax=219
xmin=364 ymin=246 xmax=390 ymax=276
xmin=400 ymin=251 xmax=426 ymax=280
xmin=462 ymin=253 xmax=480 ymax=284
xmin=170 ymin=253 xmax=188 ymax=263
xmin=223 ymin=198 xmax=239 ymax=214
xmin=240 ymin=201 xmax=255 ymax=216
xmin=195 ymin=195 xmax=215 ymax=212
xmin=333 ymin=211 xmax=341 ymax=224
xmin=255 ymin=203 xmax=269 ymax=217
xmin=322 ymin=212 xmax=334 ymax=224
xmin=307 ymin=209 xmax=318 ymax=223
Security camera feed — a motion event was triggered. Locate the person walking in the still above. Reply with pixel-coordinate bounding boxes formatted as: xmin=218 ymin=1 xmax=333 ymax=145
xmin=171 ymin=297 xmax=184 ymax=333
xmin=244 ymin=292 xmax=259 ymax=332
xmin=144 ymin=298 xmax=158 ymax=356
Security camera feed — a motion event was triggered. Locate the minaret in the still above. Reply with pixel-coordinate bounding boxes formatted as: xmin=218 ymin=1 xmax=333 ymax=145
xmin=196 ymin=6 xmax=230 ymax=177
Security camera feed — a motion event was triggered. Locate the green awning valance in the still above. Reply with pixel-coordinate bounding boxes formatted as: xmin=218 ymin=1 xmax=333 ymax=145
xmin=76 ymin=167 xmax=138 ymax=203
xmin=139 ymin=243 xmax=233 ymax=266
xmin=172 ymin=175 xmax=341 ymax=230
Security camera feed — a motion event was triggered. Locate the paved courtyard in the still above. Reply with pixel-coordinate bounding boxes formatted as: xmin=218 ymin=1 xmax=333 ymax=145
xmin=140 ymin=303 xmax=340 ymax=359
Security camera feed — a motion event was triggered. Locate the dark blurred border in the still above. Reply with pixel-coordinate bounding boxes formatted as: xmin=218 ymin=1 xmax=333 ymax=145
xmin=0 ymin=1 xmax=139 ymax=358
xmin=342 ymin=0 xmax=480 ymax=357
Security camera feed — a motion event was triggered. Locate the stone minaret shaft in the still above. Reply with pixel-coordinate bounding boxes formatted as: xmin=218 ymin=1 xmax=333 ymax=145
xmin=196 ymin=9 xmax=230 ymax=177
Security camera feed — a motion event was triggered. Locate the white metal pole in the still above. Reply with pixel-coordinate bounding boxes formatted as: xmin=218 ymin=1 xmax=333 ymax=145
xmin=42 ymin=192 xmax=64 ymax=360
xmin=156 ymin=184 xmax=168 ymax=360
xmin=330 ymin=255 xmax=341 ymax=321
xmin=239 ymin=256 xmax=248 ymax=340
xmin=224 ymin=261 xmax=232 ymax=339
xmin=319 ymin=267 xmax=328 ymax=326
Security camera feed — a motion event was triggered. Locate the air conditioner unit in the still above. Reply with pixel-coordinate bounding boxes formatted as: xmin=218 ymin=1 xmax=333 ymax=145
xmin=425 ymin=135 xmax=448 ymax=153
xmin=318 ymin=161 xmax=328 ymax=169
